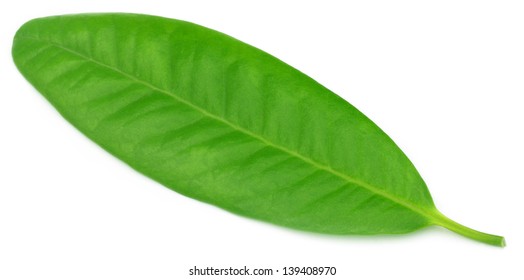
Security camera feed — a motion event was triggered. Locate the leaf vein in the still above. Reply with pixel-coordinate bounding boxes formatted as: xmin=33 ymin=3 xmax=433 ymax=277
xmin=15 ymin=36 xmax=438 ymax=222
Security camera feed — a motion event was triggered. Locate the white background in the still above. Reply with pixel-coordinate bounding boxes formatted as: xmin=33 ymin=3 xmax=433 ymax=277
xmin=1 ymin=1 xmax=523 ymax=279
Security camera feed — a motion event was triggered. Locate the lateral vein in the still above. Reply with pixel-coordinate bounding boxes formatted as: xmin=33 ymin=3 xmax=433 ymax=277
xmin=16 ymin=36 xmax=440 ymax=223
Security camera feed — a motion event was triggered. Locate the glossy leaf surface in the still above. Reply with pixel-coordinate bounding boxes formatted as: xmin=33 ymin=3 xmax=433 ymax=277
xmin=12 ymin=14 xmax=504 ymax=246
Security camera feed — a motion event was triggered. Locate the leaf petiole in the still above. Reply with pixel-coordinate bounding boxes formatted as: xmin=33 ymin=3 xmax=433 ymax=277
xmin=433 ymin=211 xmax=505 ymax=247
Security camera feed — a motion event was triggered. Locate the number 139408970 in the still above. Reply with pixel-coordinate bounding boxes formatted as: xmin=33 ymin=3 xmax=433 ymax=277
xmin=282 ymin=267 xmax=336 ymax=276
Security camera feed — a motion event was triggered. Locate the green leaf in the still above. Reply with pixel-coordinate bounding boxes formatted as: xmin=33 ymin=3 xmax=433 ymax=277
xmin=12 ymin=13 xmax=504 ymax=246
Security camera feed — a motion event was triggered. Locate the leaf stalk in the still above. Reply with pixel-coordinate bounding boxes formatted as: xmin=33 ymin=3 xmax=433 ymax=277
xmin=433 ymin=211 xmax=505 ymax=247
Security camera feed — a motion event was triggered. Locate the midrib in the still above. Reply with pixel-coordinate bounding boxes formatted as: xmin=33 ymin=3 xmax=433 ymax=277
xmin=19 ymin=36 xmax=440 ymax=223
